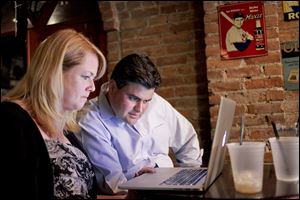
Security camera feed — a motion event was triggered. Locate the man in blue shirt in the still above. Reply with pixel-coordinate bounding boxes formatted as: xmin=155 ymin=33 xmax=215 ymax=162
xmin=78 ymin=53 xmax=203 ymax=194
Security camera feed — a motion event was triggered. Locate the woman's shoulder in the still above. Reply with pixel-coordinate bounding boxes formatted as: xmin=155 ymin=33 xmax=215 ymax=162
xmin=1 ymin=100 xmax=20 ymax=109
xmin=64 ymin=131 xmax=87 ymax=155
xmin=1 ymin=101 xmax=45 ymax=146
xmin=1 ymin=101 xmax=30 ymax=121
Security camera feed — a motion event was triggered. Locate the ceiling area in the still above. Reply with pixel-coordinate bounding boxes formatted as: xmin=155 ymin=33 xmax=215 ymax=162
xmin=1 ymin=1 xmax=101 ymax=35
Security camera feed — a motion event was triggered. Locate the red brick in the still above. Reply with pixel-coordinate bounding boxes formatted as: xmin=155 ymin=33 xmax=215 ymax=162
xmin=266 ymin=28 xmax=279 ymax=39
xmin=148 ymin=15 xmax=168 ymax=25
xmin=244 ymin=91 xmax=266 ymax=102
xmin=120 ymin=19 xmax=146 ymax=30
xmin=205 ymin=34 xmax=219 ymax=44
xmin=162 ymin=32 xmax=195 ymax=44
xmin=127 ymin=1 xmax=141 ymax=10
xmin=279 ymin=31 xmax=299 ymax=41
xmin=177 ymin=64 xmax=197 ymax=75
xmin=266 ymin=90 xmax=285 ymax=101
xmin=207 ymin=70 xmax=223 ymax=81
xmin=248 ymin=127 xmax=274 ymax=140
xmin=121 ymin=30 xmax=137 ymax=40
xmin=170 ymin=21 xmax=198 ymax=33
xmin=245 ymin=52 xmax=281 ymax=65
xmin=245 ymin=77 xmax=283 ymax=89
xmin=159 ymin=66 xmax=179 ymax=77
xmin=115 ymin=2 xmax=125 ymax=12
xmin=166 ymin=43 xmax=194 ymax=54
xmin=161 ymin=77 xmax=185 ymax=87
xmin=267 ymin=39 xmax=281 ymax=51
xmin=204 ymin=23 xmax=218 ymax=34
xmin=264 ymin=4 xmax=278 ymax=15
xmin=264 ymin=63 xmax=283 ymax=76
xmin=160 ymin=3 xmax=190 ymax=14
xmin=204 ymin=12 xmax=218 ymax=23
xmin=227 ymin=66 xmax=260 ymax=78
xmin=247 ymin=103 xmax=282 ymax=114
xmin=122 ymin=37 xmax=160 ymax=49
xmin=209 ymin=81 xmax=242 ymax=92
xmin=140 ymin=25 xmax=169 ymax=36
xmin=103 ymin=20 xmax=120 ymax=31
xmin=281 ymin=101 xmax=299 ymax=113
xmin=175 ymin=85 xmax=200 ymax=97
xmin=286 ymin=91 xmax=299 ymax=100
xmin=156 ymin=87 xmax=175 ymax=98
xmin=208 ymin=95 xmax=221 ymax=105
xmin=174 ymin=97 xmax=199 ymax=108
xmin=207 ymin=58 xmax=245 ymax=69
xmin=265 ymin=15 xmax=279 ymax=28
xmin=156 ymin=55 xmax=187 ymax=66
xmin=131 ymin=8 xmax=159 ymax=18
xmin=107 ymin=52 xmax=120 ymax=63
xmin=118 ymin=11 xmax=130 ymax=19
xmin=205 ymin=46 xmax=220 ymax=57
xmin=107 ymin=32 xmax=119 ymax=42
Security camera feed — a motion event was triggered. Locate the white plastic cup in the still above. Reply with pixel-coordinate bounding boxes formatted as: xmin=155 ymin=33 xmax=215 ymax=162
xmin=276 ymin=123 xmax=298 ymax=137
xmin=227 ymin=142 xmax=265 ymax=194
xmin=275 ymin=180 xmax=300 ymax=196
xmin=269 ymin=137 xmax=299 ymax=182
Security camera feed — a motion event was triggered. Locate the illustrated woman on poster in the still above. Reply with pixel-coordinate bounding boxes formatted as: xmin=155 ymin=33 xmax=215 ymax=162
xmin=225 ymin=12 xmax=253 ymax=52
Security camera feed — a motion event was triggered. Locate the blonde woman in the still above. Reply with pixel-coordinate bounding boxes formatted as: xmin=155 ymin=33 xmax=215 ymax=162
xmin=1 ymin=29 xmax=106 ymax=199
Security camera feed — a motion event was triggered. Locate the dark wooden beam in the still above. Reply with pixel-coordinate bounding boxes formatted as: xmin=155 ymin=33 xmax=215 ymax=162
xmin=27 ymin=1 xmax=58 ymax=31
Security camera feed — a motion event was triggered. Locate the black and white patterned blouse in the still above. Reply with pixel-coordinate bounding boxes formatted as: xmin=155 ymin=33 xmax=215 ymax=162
xmin=44 ymin=139 xmax=95 ymax=199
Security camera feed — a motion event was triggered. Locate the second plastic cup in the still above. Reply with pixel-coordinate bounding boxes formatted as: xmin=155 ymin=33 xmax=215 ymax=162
xmin=227 ymin=142 xmax=265 ymax=194
xmin=269 ymin=137 xmax=299 ymax=182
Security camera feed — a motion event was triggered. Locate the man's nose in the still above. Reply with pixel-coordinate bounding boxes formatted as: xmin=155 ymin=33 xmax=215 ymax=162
xmin=134 ymin=101 xmax=143 ymax=112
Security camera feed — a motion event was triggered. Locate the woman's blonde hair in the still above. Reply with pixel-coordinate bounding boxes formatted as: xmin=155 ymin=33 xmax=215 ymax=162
xmin=3 ymin=29 xmax=106 ymax=137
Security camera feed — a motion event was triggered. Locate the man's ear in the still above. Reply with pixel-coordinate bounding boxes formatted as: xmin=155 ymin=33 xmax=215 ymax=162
xmin=108 ymin=80 xmax=117 ymax=93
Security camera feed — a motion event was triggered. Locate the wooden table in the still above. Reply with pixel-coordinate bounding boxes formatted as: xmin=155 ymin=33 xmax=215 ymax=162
xmin=121 ymin=163 xmax=299 ymax=199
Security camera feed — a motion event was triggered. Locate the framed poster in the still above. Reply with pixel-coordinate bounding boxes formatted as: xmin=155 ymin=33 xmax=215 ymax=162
xmin=282 ymin=1 xmax=299 ymax=21
xmin=218 ymin=1 xmax=268 ymax=60
xmin=281 ymin=41 xmax=299 ymax=91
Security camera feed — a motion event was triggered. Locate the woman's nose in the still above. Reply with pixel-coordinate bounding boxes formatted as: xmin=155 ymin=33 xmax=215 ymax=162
xmin=88 ymin=80 xmax=96 ymax=92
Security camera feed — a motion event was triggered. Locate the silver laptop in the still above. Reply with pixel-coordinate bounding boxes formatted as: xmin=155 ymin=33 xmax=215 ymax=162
xmin=119 ymin=96 xmax=236 ymax=192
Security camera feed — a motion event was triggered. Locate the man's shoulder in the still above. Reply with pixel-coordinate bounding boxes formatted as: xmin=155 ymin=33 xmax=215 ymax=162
xmin=152 ymin=93 xmax=173 ymax=108
xmin=145 ymin=93 xmax=175 ymax=117
xmin=77 ymin=98 xmax=99 ymax=121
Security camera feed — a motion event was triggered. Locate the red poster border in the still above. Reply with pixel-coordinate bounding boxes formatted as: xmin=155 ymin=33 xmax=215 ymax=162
xmin=218 ymin=1 xmax=268 ymax=60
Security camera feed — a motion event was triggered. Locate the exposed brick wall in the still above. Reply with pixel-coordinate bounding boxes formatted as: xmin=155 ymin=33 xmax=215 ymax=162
xmin=98 ymin=1 xmax=212 ymax=166
xmin=203 ymin=1 xmax=299 ymax=163
xmin=98 ymin=1 xmax=299 ymax=164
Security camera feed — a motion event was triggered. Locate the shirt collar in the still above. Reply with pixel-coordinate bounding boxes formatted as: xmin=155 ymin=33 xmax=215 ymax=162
xmin=97 ymin=82 xmax=115 ymax=121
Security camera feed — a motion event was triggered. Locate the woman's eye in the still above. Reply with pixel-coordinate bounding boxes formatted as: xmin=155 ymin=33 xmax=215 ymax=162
xmin=81 ymin=75 xmax=90 ymax=80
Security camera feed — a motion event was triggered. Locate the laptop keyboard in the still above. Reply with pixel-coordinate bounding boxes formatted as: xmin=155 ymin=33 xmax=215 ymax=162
xmin=160 ymin=169 xmax=207 ymax=186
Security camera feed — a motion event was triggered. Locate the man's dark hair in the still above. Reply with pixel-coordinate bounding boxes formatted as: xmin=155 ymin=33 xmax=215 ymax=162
xmin=233 ymin=11 xmax=245 ymax=19
xmin=110 ymin=53 xmax=161 ymax=89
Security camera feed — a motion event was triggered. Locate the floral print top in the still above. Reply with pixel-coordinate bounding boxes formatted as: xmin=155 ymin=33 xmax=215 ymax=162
xmin=44 ymin=139 xmax=95 ymax=199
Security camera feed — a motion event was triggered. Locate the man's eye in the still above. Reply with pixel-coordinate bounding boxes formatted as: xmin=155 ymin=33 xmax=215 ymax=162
xmin=143 ymin=99 xmax=151 ymax=104
xmin=129 ymin=96 xmax=139 ymax=101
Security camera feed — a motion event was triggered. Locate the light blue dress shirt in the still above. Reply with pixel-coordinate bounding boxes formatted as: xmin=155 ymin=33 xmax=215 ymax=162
xmin=78 ymin=84 xmax=203 ymax=194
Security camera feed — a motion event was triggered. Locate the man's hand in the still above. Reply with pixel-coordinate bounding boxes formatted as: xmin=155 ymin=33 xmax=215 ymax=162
xmin=134 ymin=167 xmax=156 ymax=177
